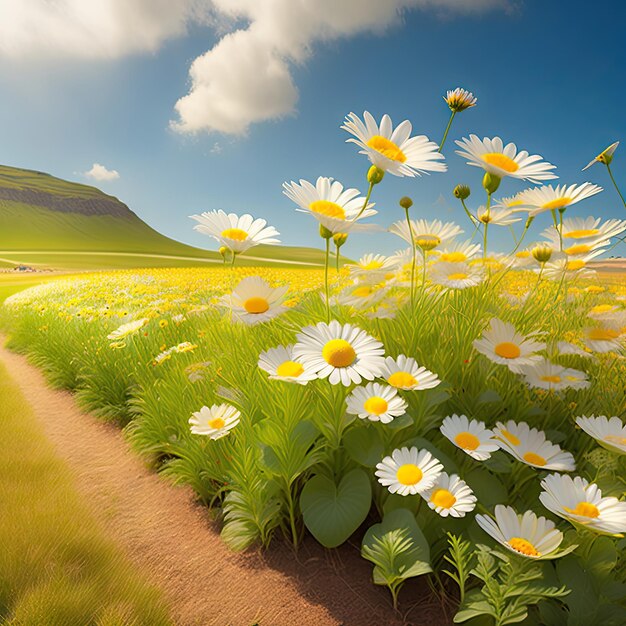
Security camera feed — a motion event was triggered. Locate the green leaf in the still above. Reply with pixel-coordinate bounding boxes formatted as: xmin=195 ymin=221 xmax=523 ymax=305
xmin=300 ymin=468 xmax=371 ymax=548
xmin=405 ymin=436 xmax=458 ymax=473
xmin=343 ymin=425 xmax=385 ymax=467
xmin=464 ymin=466 xmax=507 ymax=508
xmin=476 ymin=389 xmax=502 ymax=404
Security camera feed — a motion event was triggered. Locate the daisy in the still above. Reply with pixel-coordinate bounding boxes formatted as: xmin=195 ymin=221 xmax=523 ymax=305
xmin=342 ymin=111 xmax=446 ymax=177
xmin=455 ymin=135 xmax=558 ymax=183
xmin=560 ymin=238 xmax=609 ymax=258
xmin=582 ymin=326 xmax=624 ymax=353
xmin=444 ymin=88 xmax=477 ymax=112
xmin=510 ymin=248 xmax=537 ymax=269
xmin=429 ymin=261 xmax=484 ymax=289
xmin=282 ymin=176 xmax=377 ymax=235
xmin=222 ymin=276 xmax=288 ymax=325
xmin=476 ymin=206 xmax=522 ymax=226
xmin=107 ymin=317 xmax=149 ymax=341
xmin=189 ymin=403 xmax=240 ymax=439
xmin=539 ymin=473 xmax=626 ymax=535
xmin=293 ymin=320 xmax=385 ymax=386
xmin=476 ymin=505 xmax=563 ymax=558
xmin=517 ymin=358 xmax=590 ymax=390
xmin=347 ymin=254 xmax=395 ymax=281
xmin=544 ymin=216 xmax=626 ymax=245
xmin=493 ymin=194 xmax=524 ymax=210
xmin=582 ymin=141 xmax=619 ymax=171
xmin=190 ymin=210 xmax=280 ymax=254
xmin=588 ymin=304 xmax=620 ymax=319
xmin=494 ymin=421 xmax=575 ymax=471
xmin=379 ymin=354 xmax=441 ymax=391
xmin=473 ymin=318 xmax=545 ymax=373
xmin=345 ymin=382 xmax=407 ymax=424
xmin=257 ymin=345 xmax=317 ymax=385
xmin=389 ymin=219 xmax=463 ymax=248
xmin=421 ymin=472 xmax=477 ymax=518
xmin=337 ymin=283 xmax=390 ymax=309
xmin=542 ymin=253 xmax=602 ymax=281
xmin=440 ymin=414 xmax=500 ymax=461
xmin=434 ymin=240 xmax=482 ymax=263
xmin=556 ymin=341 xmax=592 ymax=358
xmin=375 ymin=447 xmax=443 ymax=496
xmin=514 ymin=183 xmax=602 ymax=216
xmin=576 ymin=415 xmax=626 ymax=455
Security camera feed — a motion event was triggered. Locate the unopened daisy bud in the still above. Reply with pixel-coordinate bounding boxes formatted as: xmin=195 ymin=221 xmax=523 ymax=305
xmin=367 ymin=165 xmax=385 ymax=185
xmin=482 ymin=172 xmax=501 ymax=194
xmin=218 ymin=246 xmax=229 ymax=258
xmin=444 ymin=88 xmax=477 ymax=113
xmin=333 ymin=233 xmax=348 ymax=248
xmin=319 ymin=224 xmax=333 ymax=240
xmin=399 ymin=196 xmax=413 ymax=210
xmin=416 ymin=235 xmax=440 ymax=251
xmin=532 ymin=245 xmax=553 ymax=264
xmin=453 ymin=184 xmax=471 ymax=200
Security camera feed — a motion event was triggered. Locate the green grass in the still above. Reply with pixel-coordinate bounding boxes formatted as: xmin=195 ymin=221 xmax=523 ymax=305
xmin=0 ymin=359 xmax=172 ymax=625
xmin=0 ymin=273 xmax=68 ymax=303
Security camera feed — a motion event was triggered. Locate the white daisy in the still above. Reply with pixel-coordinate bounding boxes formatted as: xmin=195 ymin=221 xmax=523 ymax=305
xmin=575 ymin=415 xmax=626 ymax=455
xmin=345 ymin=382 xmax=407 ymax=424
xmin=444 ymin=88 xmax=477 ymax=112
xmin=189 ymin=403 xmax=240 ymax=439
xmin=514 ymin=183 xmax=602 ymax=216
xmin=222 ymin=276 xmax=288 ymax=325
xmin=429 ymin=261 xmax=485 ymax=289
xmin=473 ymin=318 xmax=546 ymax=373
xmin=493 ymin=194 xmax=525 ymax=210
xmin=517 ymin=358 xmax=590 ymax=391
xmin=421 ymin=472 xmax=477 ymax=518
xmin=556 ymin=341 xmax=592 ymax=358
xmin=257 ymin=345 xmax=318 ymax=385
xmin=293 ymin=320 xmax=385 ymax=386
xmin=542 ymin=253 xmax=601 ymax=282
xmin=379 ymin=355 xmax=441 ymax=391
xmin=455 ymin=135 xmax=558 ymax=183
xmin=337 ymin=283 xmax=390 ymax=309
xmin=190 ymin=210 xmax=280 ymax=254
xmin=342 ymin=111 xmax=446 ymax=177
xmin=582 ymin=141 xmax=619 ymax=171
xmin=543 ymin=216 xmax=626 ymax=246
xmin=440 ymin=414 xmax=500 ymax=461
xmin=494 ymin=421 xmax=575 ymax=471
xmin=588 ymin=304 xmax=620 ymax=319
xmin=510 ymin=248 xmax=537 ymax=269
xmin=476 ymin=505 xmax=563 ymax=558
xmin=389 ymin=218 xmax=463 ymax=248
xmin=347 ymin=254 xmax=395 ymax=281
xmin=107 ymin=317 xmax=149 ymax=341
xmin=434 ymin=240 xmax=482 ymax=263
xmin=583 ymin=326 xmax=625 ymax=353
xmin=375 ymin=447 xmax=443 ymax=496
xmin=540 ymin=473 xmax=626 ymax=535
xmin=476 ymin=206 xmax=522 ymax=226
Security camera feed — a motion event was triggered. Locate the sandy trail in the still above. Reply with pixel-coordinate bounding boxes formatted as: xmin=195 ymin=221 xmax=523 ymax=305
xmin=0 ymin=340 xmax=426 ymax=626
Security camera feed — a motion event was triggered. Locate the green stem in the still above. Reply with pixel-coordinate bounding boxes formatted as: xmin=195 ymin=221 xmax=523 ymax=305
xmin=335 ymin=243 xmax=340 ymax=273
xmin=482 ymin=192 xmax=491 ymax=261
xmin=439 ymin=110 xmax=456 ymax=152
xmin=460 ymin=198 xmax=479 ymax=227
xmin=510 ymin=218 xmax=534 ymax=255
xmin=405 ymin=206 xmax=417 ymax=310
xmin=607 ymin=163 xmax=626 ymax=209
xmin=352 ymin=180 xmax=375 ymax=222
xmin=324 ymin=237 xmax=331 ymax=323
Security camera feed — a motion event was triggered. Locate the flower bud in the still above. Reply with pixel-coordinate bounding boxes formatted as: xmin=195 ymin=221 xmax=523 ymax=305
xmin=482 ymin=172 xmax=501 ymax=194
xmin=218 ymin=246 xmax=230 ymax=258
xmin=319 ymin=224 xmax=333 ymax=240
xmin=333 ymin=233 xmax=348 ymax=248
xmin=453 ymin=184 xmax=471 ymax=200
xmin=367 ymin=165 xmax=385 ymax=185
xmin=532 ymin=244 xmax=553 ymax=264
xmin=416 ymin=235 xmax=440 ymax=251
xmin=399 ymin=196 xmax=413 ymax=210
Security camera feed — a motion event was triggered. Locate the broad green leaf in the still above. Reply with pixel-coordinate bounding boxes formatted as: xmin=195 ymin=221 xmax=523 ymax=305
xmin=405 ymin=436 xmax=458 ymax=473
xmin=343 ymin=425 xmax=385 ymax=467
xmin=300 ymin=468 xmax=371 ymax=548
xmin=464 ymin=466 xmax=507 ymax=508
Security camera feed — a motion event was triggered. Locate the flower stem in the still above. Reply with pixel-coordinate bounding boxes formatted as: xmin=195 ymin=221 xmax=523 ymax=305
xmin=404 ymin=206 xmax=417 ymax=310
xmin=606 ymin=163 xmax=626 ymax=209
xmin=324 ymin=237 xmax=331 ymax=322
xmin=353 ymin=180 xmax=374 ymax=222
xmin=482 ymin=192 xmax=492 ymax=260
xmin=439 ymin=110 xmax=456 ymax=152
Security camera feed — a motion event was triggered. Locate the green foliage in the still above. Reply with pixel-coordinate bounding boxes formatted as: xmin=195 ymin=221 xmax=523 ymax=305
xmin=443 ymin=533 xmax=475 ymax=604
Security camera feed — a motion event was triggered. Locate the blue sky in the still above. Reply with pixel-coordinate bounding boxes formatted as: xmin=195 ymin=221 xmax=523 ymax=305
xmin=0 ymin=0 xmax=624 ymax=258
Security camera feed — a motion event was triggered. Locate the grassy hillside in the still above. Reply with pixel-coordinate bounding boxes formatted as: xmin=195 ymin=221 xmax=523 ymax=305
xmin=0 ymin=165 xmax=331 ymax=269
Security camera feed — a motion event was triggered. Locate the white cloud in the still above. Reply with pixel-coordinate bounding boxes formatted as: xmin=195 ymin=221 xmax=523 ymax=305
xmin=209 ymin=142 xmax=223 ymax=154
xmin=84 ymin=163 xmax=120 ymax=181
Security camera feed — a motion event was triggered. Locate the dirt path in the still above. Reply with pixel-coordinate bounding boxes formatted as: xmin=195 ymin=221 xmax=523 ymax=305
xmin=0 ymin=341 xmax=438 ymax=626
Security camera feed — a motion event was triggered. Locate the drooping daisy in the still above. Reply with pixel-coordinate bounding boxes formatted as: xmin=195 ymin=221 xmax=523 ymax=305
xmin=440 ymin=414 xmax=500 ymax=461
xmin=582 ymin=141 xmax=619 ymax=171
xmin=375 ymin=447 xmax=443 ymax=496
xmin=434 ymin=240 xmax=482 ymax=263
xmin=107 ymin=317 xmax=149 ymax=341
xmin=476 ymin=505 xmax=564 ymax=558
xmin=222 ymin=276 xmax=288 ymax=325
xmin=345 ymin=382 xmax=407 ymax=424
xmin=379 ymin=354 xmax=441 ymax=391
xmin=476 ymin=206 xmax=522 ymax=226
xmin=494 ymin=421 xmax=575 ymax=471
xmin=282 ymin=176 xmax=378 ymax=235
xmin=189 ymin=403 xmax=241 ymax=439
xmin=421 ymin=472 xmax=477 ymax=518
xmin=190 ymin=210 xmax=280 ymax=254
xmin=473 ymin=318 xmax=546 ymax=373
xmin=444 ymin=88 xmax=477 ymax=112
xmin=342 ymin=111 xmax=446 ymax=177
xmin=543 ymin=216 xmax=626 ymax=246
xmin=293 ymin=320 xmax=385 ymax=386
xmin=455 ymin=135 xmax=558 ymax=183
xmin=517 ymin=358 xmax=590 ymax=391
xmin=389 ymin=218 xmax=463 ymax=248
xmin=575 ymin=415 xmax=626 ymax=455
xmin=582 ymin=326 xmax=624 ymax=353
xmin=429 ymin=261 xmax=485 ymax=289
xmin=257 ymin=345 xmax=318 ymax=385
xmin=514 ymin=183 xmax=602 ymax=217
xmin=539 ymin=473 xmax=626 ymax=535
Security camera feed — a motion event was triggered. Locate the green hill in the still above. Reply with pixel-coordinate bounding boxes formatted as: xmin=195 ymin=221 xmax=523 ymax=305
xmin=0 ymin=165 xmax=329 ymax=269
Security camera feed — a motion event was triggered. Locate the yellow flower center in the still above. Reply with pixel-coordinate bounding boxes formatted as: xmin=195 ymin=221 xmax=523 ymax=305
xmin=396 ymin=464 xmax=423 ymax=486
xmin=322 ymin=339 xmax=356 ymax=368
xmin=363 ymin=260 xmax=383 ymax=269
xmin=482 ymin=153 xmax=519 ymax=173
xmin=448 ymin=272 xmax=468 ymax=280
xmin=542 ymin=197 xmax=572 ymax=210
xmin=604 ymin=434 xmax=626 ymax=446
xmin=564 ymin=228 xmax=599 ymax=239
xmin=540 ymin=375 xmax=562 ymax=383
xmin=430 ymin=488 xmax=456 ymax=509
xmin=587 ymin=327 xmax=619 ymax=340
xmin=454 ymin=431 xmax=480 ymax=451
xmin=566 ymin=260 xmax=586 ymax=271
xmin=564 ymin=244 xmax=591 ymax=256
xmin=366 ymin=135 xmax=407 ymax=162
xmin=501 ymin=430 xmax=521 ymax=445
xmin=387 ymin=371 xmax=417 ymax=388
xmin=564 ymin=501 xmax=600 ymax=518
xmin=508 ymin=537 xmax=539 ymax=557
xmin=243 ymin=296 xmax=270 ymax=314
xmin=352 ymin=286 xmax=373 ymax=298
xmin=494 ymin=342 xmax=521 ymax=359
xmin=221 ymin=227 xmax=248 ymax=241
xmin=363 ymin=396 xmax=389 ymax=415
xmin=208 ymin=417 xmax=226 ymax=429
xmin=309 ymin=200 xmax=346 ymax=219
xmin=523 ymin=452 xmax=547 ymax=466
xmin=440 ymin=252 xmax=467 ymax=263
xmin=276 ymin=360 xmax=304 ymax=378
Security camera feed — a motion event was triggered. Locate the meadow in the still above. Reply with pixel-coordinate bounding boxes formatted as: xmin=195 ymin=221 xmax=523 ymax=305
xmin=2 ymin=95 xmax=626 ymax=625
